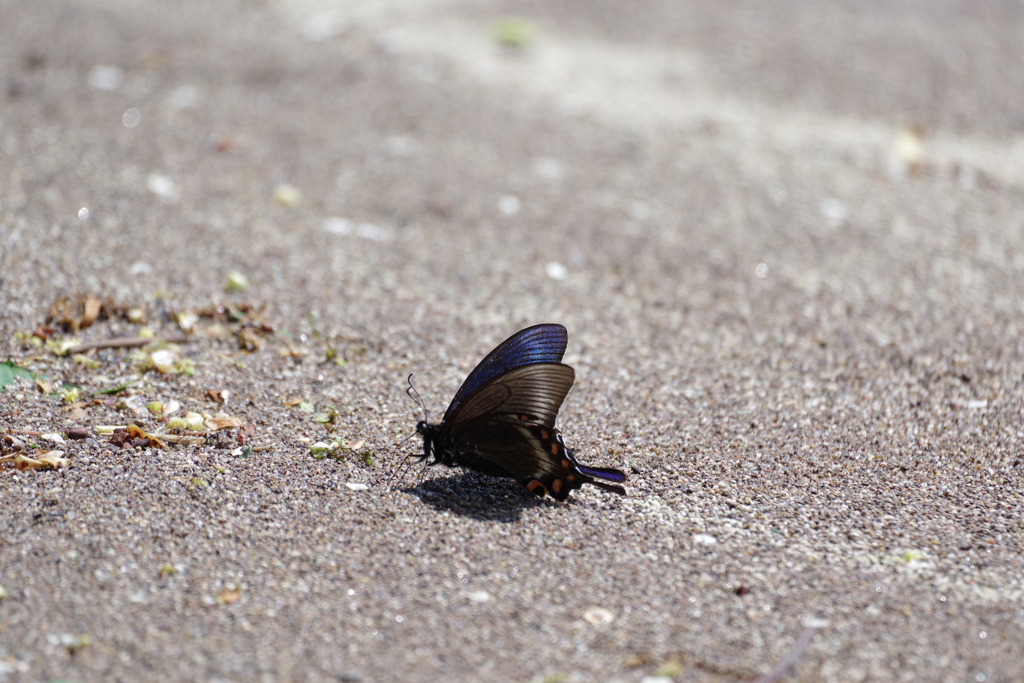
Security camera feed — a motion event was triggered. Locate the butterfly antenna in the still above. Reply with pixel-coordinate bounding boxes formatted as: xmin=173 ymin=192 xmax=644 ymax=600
xmin=406 ymin=373 xmax=429 ymax=423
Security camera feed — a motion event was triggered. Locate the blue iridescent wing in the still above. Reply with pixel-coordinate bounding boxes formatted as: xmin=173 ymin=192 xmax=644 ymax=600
xmin=447 ymin=363 xmax=575 ymax=427
xmin=441 ymin=323 xmax=568 ymax=423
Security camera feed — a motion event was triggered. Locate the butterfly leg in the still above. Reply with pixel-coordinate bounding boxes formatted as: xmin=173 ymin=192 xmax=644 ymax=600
xmin=384 ymin=452 xmax=428 ymax=492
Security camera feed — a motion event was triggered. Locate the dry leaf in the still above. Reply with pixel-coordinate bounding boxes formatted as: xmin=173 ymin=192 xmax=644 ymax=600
xmin=111 ymin=424 xmax=166 ymax=449
xmin=110 ymin=428 xmax=132 ymax=448
xmin=236 ymin=327 xmax=262 ymax=351
xmin=206 ymin=389 xmax=229 ymax=403
xmin=81 ymin=296 xmax=102 ymax=328
xmin=218 ymin=588 xmax=241 ymax=604
xmin=65 ymin=402 xmax=89 ymax=421
xmin=128 ymin=424 xmax=166 ymax=449
xmin=47 ymin=295 xmax=84 ymax=331
xmin=203 ymin=323 xmax=231 ymax=340
xmin=205 ymin=416 xmax=242 ymax=431
xmin=13 ymin=454 xmax=43 ymax=470
xmin=47 ymin=294 xmax=117 ymax=332
xmin=15 ymin=450 xmax=69 ymax=470
xmin=237 ymin=423 xmax=255 ymax=445
xmin=32 ymin=324 xmax=55 ymax=340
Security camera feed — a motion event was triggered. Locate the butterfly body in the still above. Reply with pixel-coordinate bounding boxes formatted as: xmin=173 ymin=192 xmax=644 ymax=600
xmin=414 ymin=324 xmax=627 ymax=500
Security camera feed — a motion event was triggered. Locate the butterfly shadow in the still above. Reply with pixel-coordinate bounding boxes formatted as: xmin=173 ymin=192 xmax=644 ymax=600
xmin=403 ymin=473 xmax=553 ymax=522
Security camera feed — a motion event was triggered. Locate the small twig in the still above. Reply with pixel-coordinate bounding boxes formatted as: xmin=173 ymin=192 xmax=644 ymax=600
xmin=66 ymin=335 xmax=189 ymax=355
xmin=751 ymin=623 xmax=823 ymax=683
xmin=154 ymin=433 xmax=206 ymax=446
xmin=7 ymin=428 xmax=91 ymax=439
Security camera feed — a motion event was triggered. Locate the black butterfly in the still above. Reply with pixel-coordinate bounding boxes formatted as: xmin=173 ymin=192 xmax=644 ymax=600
xmin=413 ymin=323 xmax=627 ymax=500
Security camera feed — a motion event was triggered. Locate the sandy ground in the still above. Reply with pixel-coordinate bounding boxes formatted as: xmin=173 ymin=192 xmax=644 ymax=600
xmin=2 ymin=1 xmax=1023 ymax=681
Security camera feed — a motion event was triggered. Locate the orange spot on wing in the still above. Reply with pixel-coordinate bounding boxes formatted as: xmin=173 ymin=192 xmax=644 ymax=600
xmin=550 ymin=443 xmax=559 ymax=455
xmin=552 ymin=479 xmax=563 ymax=494
xmin=526 ymin=480 xmax=547 ymax=496
xmin=561 ymin=459 xmax=570 ymax=469
xmin=540 ymin=429 xmax=549 ymax=440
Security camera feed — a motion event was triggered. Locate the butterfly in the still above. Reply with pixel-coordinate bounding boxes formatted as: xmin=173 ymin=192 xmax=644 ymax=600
xmin=412 ymin=323 xmax=627 ymax=500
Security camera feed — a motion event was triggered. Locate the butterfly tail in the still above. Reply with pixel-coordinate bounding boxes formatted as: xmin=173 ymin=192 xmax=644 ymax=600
xmin=576 ymin=465 xmax=627 ymax=496
xmin=577 ymin=465 xmax=627 ymax=483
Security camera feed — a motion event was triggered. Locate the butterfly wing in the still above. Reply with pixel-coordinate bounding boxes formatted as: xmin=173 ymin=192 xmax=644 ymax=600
xmin=441 ymin=323 xmax=568 ymax=423
xmin=448 ymin=362 xmax=574 ymax=426
xmin=451 ymin=418 xmax=626 ymax=500
xmin=442 ymin=363 xmax=627 ymax=499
